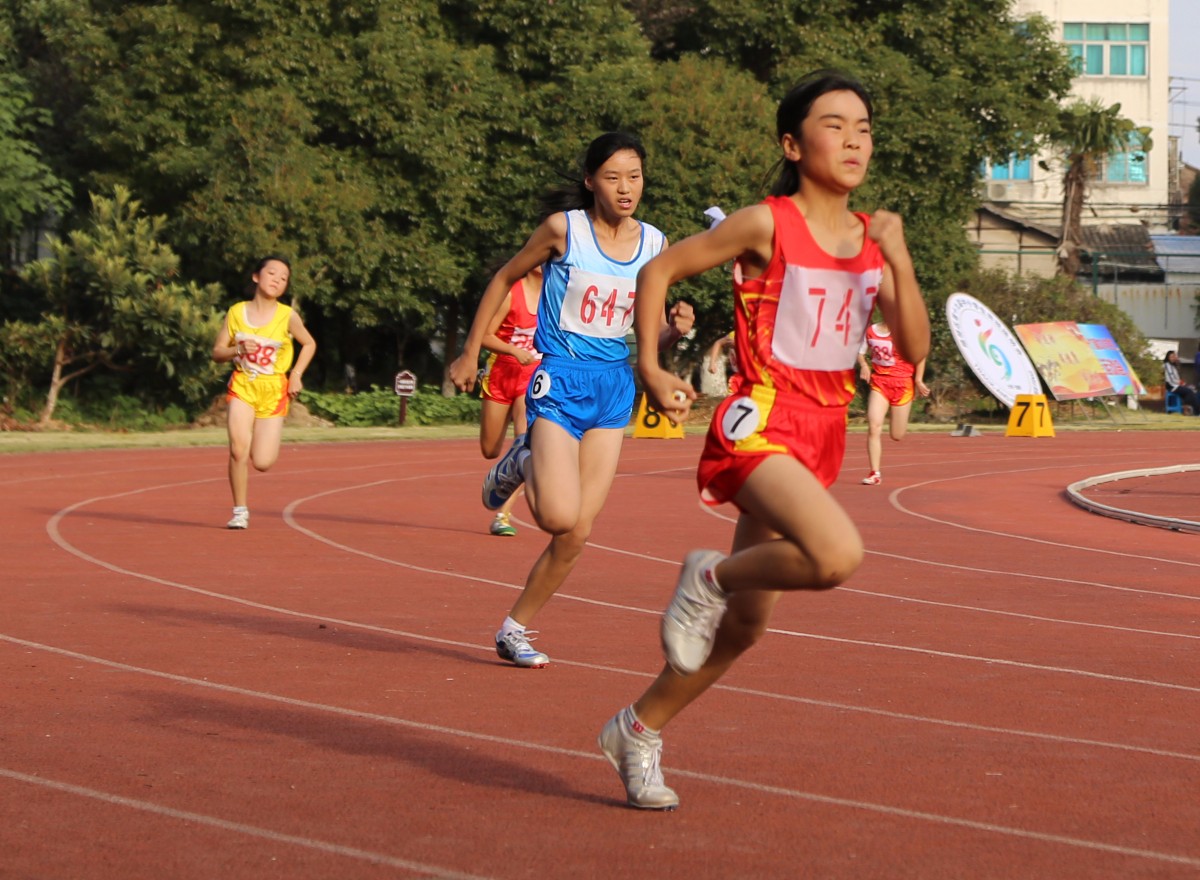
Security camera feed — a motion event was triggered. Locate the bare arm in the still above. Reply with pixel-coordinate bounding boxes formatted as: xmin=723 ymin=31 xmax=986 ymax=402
xmin=914 ymin=358 xmax=929 ymax=397
xmin=635 ymin=205 xmax=773 ymax=419
xmin=869 ymin=211 xmax=930 ymax=367
xmin=449 ymin=215 xmax=565 ymax=391
xmin=287 ymin=311 xmax=317 ymax=397
xmin=479 ymin=291 xmax=537 ymax=365
xmin=212 ymin=318 xmax=239 ymax=363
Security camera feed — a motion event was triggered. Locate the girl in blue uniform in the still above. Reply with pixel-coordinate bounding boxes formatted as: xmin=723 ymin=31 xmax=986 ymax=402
xmin=449 ymin=132 xmax=694 ymax=668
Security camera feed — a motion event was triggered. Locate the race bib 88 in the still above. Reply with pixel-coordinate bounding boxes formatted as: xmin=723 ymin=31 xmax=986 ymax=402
xmin=234 ymin=332 xmax=280 ymax=376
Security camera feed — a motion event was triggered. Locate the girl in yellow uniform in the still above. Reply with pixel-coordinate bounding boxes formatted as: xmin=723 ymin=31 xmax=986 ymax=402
xmin=211 ymin=257 xmax=316 ymax=529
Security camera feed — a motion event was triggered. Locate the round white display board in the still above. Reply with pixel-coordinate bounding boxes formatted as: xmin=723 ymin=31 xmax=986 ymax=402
xmin=945 ymin=293 xmax=1042 ymax=408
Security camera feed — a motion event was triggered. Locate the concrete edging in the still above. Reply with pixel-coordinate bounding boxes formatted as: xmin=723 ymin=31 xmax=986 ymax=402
xmin=1066 ymin=464 xmax=1200 ymax=533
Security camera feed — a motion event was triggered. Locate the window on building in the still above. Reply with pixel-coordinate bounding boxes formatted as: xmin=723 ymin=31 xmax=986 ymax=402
xmin=1064 ymin=23 xmax=1149 ymax=77
xmin=985 ymin=155 xmax=1032 ymax=181
xmin=1093 ymin=132 xmax=1149 ymax=185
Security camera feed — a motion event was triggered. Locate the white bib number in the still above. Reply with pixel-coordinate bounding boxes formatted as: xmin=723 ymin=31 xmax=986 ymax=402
xmin=234 ymin=332 xmax=280 ymax=377
xmin=558 ymin=269 xmax=636 ymax=339
xmin=771 ymin=265 xmax=879 ymax=370
xmin=529 ymin=369 xmax=551 ymax=400
xmin=720 ymin=396 xmax=762 ymax=442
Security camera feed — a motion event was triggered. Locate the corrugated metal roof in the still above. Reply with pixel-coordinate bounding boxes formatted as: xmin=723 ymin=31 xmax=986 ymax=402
xmin=1150 ymin=235 xmax=1200 ymax=277
xmin=1080 ymin=224 xmax=1163 ymax=279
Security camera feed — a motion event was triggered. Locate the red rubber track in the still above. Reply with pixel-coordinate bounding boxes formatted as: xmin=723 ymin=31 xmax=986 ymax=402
xmin=2 ymin=431 xmax=1199 ymax=879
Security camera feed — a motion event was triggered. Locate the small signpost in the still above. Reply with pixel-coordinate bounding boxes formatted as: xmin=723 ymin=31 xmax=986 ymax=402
xmin=394 ymin=370 xmax=417 ymax=426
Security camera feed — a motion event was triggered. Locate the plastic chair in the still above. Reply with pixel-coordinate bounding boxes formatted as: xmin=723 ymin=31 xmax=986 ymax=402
xmin=1165 ymin=391 xmax=1183 ymax=414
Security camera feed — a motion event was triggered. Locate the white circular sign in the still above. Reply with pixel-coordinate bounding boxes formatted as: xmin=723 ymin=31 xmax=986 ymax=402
xmin=945 ymin=293 xmax=1042 ymax=408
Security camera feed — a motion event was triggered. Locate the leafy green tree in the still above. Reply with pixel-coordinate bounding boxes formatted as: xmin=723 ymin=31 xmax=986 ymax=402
xmin=633 ymin=55 xmax=777 ymax=363
xmin=627 ymin=0 xmax=1077 ymax=323
xmin=12 ymin=186 xmax=224 ymax=424
xmin=0 ymin=4 xmax=70 ymax=319
xmin=1052 ymin=98 xmax=1151 ymax=277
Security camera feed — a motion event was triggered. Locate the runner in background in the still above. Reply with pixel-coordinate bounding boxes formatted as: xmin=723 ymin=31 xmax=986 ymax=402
xmin=856 ymin=316 xmax=928 ymax=485
xmin=448 ymin=132 xmax=694 ymax=669
xmin=477 ymin=266 xmax=543 ymax=536
xmin=212 ymin=256 xmax=316 ymax=530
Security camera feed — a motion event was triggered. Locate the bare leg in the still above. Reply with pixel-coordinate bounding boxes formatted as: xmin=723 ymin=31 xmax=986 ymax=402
xmin=633 ymin=455 xmax=863 ymax=730
xmin=226 ymin=398 xmax=256 ymax=507
xmin=249 ymin=415 xmax=285 ymax=472
xmin=479 ymin=398 xmax=511 ymax=459
xmin=508 ymin=425 xmax=624 ymax=624
xmin=887 ymin=399 xmax=913 ymax=443
xmin=865 ymin=389 xmax=889 ymax=474
xmin=496 ymin=396 xmax=528 ymax=519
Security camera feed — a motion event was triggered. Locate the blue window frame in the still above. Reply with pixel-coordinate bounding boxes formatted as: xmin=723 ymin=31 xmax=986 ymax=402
xmin=1064 ymin=22 xmax=1148 ymax=77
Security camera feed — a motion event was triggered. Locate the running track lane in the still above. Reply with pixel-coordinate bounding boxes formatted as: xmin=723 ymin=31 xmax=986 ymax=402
xmin=1 ymin=431 xmax=1198 ymax=879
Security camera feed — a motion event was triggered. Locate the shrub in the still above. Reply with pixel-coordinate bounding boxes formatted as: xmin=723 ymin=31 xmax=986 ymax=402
xmin=299 ymin=385 xmax=480 ymax=427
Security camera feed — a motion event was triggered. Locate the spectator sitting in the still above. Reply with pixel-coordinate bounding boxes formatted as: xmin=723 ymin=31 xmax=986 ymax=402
xmin=1163 ymin=351 xmax=1200 ymax=415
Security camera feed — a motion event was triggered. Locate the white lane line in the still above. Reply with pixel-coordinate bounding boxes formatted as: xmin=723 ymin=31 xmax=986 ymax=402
xmin=0 ymin=765 xmax=491 ymax=879
xmin=841 ymin=586 xmax=1200 ymax=640
xmin=33 ymin=485 xmax=1200 ymax=760
xmin=3 ymin=634 xmax=1198 ymax=870
xmin=45 ymin=478 xmax=1200 ymax=694
xmin=700 ymin=504 xmax=1200 ymax=605
xmin=887 ymin=467 xmax=1200 ymax=568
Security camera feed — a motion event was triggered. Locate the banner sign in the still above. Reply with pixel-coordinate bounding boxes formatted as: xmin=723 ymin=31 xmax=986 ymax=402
xmin=946 ymin=293 xmax=1042 ymax=408
xmin=1076 ymin=324 xmax=1146 ymax=396
xmin=1013 ymin=322 xmax=1116 ymax=400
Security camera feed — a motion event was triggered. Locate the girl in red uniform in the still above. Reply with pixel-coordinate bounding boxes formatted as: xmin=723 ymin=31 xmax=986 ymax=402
xmin=856 ymin=317 xmax=929 ymax=485
xmin=478 ymin=266 xmax=543 ymax=536
xmin=598 ymin=70 xmax=930 ymax=810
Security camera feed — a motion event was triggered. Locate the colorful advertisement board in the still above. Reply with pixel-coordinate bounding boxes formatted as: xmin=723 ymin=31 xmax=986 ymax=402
xmin=945 ymin=293 xmax=1043 ymax=408
xmin=1076 ymin=324 xmax=1146 ymax=396
xmin=1014 ymin=322 xmax=1116 ymax=400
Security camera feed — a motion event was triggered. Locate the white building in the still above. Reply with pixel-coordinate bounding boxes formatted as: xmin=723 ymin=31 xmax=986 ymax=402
xmin=981 ymin=0 xmax=1171 ymax=233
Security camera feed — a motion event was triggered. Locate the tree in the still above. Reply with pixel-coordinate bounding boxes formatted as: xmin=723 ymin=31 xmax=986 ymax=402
xmin=1052 ymin=98 xmax=1151 ymax=278
xmin=12 ymin=187 xmax=224 ymax=424
xmin=0 ymin=5 xmax=70 ymax=321
xmin=627 ymin=0 xmax=1077 ymax=318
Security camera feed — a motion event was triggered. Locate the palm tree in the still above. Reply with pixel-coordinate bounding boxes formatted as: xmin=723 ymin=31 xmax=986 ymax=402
xmin=1053 ymin=98 xmax=1152 ymax=277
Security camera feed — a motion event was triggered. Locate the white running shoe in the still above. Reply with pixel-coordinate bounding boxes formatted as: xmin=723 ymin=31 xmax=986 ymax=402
xmin=661 ymin=550 xmax=727 ymax=675
xmin=861 ymin=471 xmax=882 ymax=485
xmin=598 ymin=707 xmax=679 ymax=810
xmin=226 ymin=509 xmax=249 ymax=529
xmin=495 ymin=629 xmax=549 ymax=668
xmin=482 ymin=433 xmax=531 ymax=511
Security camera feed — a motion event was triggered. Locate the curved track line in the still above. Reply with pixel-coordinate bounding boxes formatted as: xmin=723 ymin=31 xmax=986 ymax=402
xmin=889 ymin=465 xmax=1200 ymax=568
xmin=3 ymin=634 xmax=1198 ymax=870
xmin=702 ymin=506 xmax=1200 ymax=606
xmin=46 ymin=479 xmax=1200 ymax=695
xmin=843 ymin=587 xmax=1200 ymax=640
xmin=0 ymin=767 xmax=489 ymax=879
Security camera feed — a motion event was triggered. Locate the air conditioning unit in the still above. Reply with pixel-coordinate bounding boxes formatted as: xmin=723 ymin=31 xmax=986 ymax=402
xmin=988 ymin=182 xmax=1012 ymax=202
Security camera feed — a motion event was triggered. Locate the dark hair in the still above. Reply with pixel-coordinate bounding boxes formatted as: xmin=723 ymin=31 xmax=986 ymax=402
xmin=1164 ymin=351 xmax=1176 ymax=362
xmin=769 ymin=70 xmax=874 ymax=197
xmin=538 ymin=131 xmax=647 ymax=220
xmin=245 ymin=255 xmax=292 ymax=297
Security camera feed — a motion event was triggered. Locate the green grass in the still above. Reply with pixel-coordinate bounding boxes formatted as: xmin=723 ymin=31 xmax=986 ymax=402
xmin=0 ymin=399 xmax=1191 ymax=454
